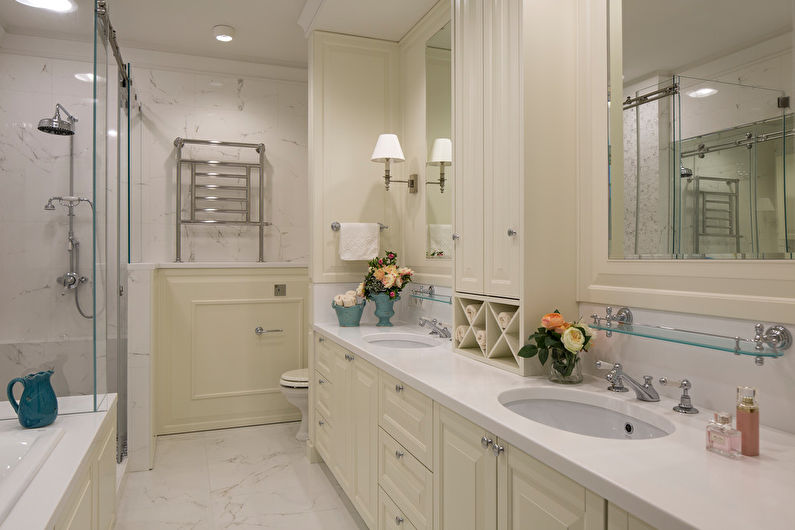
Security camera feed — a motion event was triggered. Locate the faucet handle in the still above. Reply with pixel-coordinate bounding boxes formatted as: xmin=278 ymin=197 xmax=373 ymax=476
xmin=659 ymin=377 xmax=698 ymax=414
xmin=643 ymin=375 xmax=654 ymax=386
xmin=595 ymin=361 xmax=628 ymax=393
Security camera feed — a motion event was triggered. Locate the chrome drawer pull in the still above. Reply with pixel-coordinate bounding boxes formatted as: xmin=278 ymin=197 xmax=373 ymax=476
xmin=255 ymin=326 xmax=283 ymax=335
xmin=395 ymin=450 xmax=404 ymax=459
xmin=395 ymin=516 xmax=404 ymax=525
xmin=395 ymin=384 xmax=404 ymax=392
xmin=318 ymin=420 xmax=325 ymax=426
xmin=481 ymin=435 xmax=493 ymax=449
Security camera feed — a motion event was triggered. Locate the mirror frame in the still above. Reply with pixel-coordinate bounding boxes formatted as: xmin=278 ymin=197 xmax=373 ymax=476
xmin=576 ymin=0 xmax=795 ymax=324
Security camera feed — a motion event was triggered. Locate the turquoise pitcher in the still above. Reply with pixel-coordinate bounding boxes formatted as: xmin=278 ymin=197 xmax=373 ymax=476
xmin=7 ymin=370 xmax=58 ymax=428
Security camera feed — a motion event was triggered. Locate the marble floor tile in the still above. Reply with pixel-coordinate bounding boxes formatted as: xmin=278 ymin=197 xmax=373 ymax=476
xmin=116 ymin=422 xmax=363 ymax=530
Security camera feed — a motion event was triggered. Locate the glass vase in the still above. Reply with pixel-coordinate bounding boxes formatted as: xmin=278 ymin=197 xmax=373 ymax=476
xmin=547 ymin=347 xmax=583 ymax=384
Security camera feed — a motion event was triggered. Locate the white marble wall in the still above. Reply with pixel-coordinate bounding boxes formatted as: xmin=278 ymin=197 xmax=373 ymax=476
xmin=0 ymin=50 xmax=97 ymax=405
xmin=132 ymin=67 xmax=308 ymax=263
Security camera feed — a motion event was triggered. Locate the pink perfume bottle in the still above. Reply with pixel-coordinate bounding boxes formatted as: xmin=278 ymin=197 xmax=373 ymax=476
xmin=706 ymin=412 xmax=741 ymax=458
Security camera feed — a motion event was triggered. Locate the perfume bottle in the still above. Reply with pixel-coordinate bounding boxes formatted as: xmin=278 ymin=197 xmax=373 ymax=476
xmin=736 ymin=386 xmax=760 ymax=456
xmin=706 ymin=412 xmax=742 ymax=458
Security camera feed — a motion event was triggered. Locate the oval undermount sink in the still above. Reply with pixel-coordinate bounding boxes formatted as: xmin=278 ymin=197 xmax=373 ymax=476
xmin=499 ymin=387 xmax=675 ymax=440
xmin=363 ymin=333 xmax=439 ymax=349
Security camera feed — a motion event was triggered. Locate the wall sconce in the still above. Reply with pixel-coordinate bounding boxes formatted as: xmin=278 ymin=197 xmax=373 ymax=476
xmin=371 ymin=133 xmax=416 ymax=192
xmin=427 ymin=138 xmax=452 ymax=193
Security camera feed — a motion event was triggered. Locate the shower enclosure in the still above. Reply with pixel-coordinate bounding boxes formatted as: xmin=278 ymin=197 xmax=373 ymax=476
xmin=0 ymin=0 xmax=133 ymax=460
xmin=620 ymin=75 xmax=792 ymax=258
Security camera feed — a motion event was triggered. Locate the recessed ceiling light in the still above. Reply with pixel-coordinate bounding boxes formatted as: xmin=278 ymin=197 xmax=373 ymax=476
xmin=74 ymin=73 xmax=94 ymax=82
xmin=687 ymin=87 xmax=719 ymax=99
xmin=15 ymin=0 xmax=75 ymax=13
xmin=213 ymin=25 xmax=235 ymax=42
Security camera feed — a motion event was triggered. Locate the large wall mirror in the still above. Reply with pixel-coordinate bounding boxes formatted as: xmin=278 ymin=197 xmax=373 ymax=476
xmin=425 ymin=22 xmax=452 ymax=260
xmin=609 ymin=0 xmax=794 ymax=260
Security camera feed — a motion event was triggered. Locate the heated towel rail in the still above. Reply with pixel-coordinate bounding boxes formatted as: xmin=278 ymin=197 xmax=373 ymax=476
xmin=174 ymin=137 xmax=269 ymax=262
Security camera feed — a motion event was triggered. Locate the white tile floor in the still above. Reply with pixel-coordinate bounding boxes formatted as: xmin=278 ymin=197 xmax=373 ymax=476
xmin=116 ymin=422 xmax=364 ymax=529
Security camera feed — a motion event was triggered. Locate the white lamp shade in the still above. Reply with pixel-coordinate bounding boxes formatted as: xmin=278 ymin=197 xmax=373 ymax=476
xmin=428 ymin=137 xmax=452 ymax=165
xmin=371 ymin=133 xmax=405 ymax=162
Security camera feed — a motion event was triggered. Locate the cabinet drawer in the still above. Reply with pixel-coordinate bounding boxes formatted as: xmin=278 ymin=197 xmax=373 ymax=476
xmin=315 ymin=333 xmax=349 ymax=382
xmin=380 ymin=372 xmax=433 ymax=469
xmin=315 ymin=370 xmax=334 ymax=424
xmin=378 ymin=429 xmax=433 ymax=530
xmin=315 ymin=413 xmax=334 ymax=464
xmin=379 ymin=487 xmax=418 ymax=530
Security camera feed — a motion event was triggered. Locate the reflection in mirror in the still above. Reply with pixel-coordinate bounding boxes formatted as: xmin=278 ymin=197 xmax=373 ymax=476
xmin=425 ymin=22 xmax=452 ymax=259
xmin=608 ymin=0 xmax=794 ymax=259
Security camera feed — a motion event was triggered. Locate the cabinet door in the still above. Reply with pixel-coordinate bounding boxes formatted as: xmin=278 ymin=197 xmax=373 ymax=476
xmin=349 ymin=357 xmax=379 ymax=528
xmin=95 ymin=415 xmax=117 ymax=530
xmin=483 ymin=0 xmax=522 ymax=298
xmin=330 ymin=349 xmax=354 ymax=496
xmin=454 ymin=0 xmax=485 ymax=294
xmin=607 ymin=502 xmax=656 ymax=530
xmin=434 ymin=405 xmax=497 ymax=530
xmin=497 ymin=441 xmax=604 ymax=529
xmin=53 ymin=470 xmax=93 ymax=530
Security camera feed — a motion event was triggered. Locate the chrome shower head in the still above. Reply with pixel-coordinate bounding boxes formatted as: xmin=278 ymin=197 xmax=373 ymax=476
xmin=38 ymin=104 xmax=77 ymax=136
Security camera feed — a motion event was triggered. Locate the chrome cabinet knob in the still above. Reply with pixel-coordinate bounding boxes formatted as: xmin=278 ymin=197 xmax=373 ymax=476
xmin=395 ymin=450 xmax=404 ymax=459
xmin=318 ymin=420 xmax=325 ymax=426
xmin=255 ymin=326 xmax=264 ymax=334
xmin=318 ymin=336 xmax=325 ymax=343
xmin=344 ymin=353 xmax=354 ymax=362
xmin=395 ymin=384 xmax=404 ymax=392
xmin=395 ymin=516 xmax=404 ymax=525
xmin=507 ymin=228 xmax=517 ymax=237
xmin=452 ymin=233 xmax=460 ymax=241
xmin=480 ymin=435 xmax=493 ymax=449
xmin=492 ymin=443 xmax=504 ymax=456
xmin=318 ymin=378 xmax=325 ymax=385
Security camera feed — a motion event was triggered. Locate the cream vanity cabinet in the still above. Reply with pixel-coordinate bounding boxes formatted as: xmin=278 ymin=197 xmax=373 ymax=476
xmin=52 ymin=402 xmax=117 ymax=530
xmin=155 ymin=268 xmax=309 ymax=435
xmin=314 ymin=334 xmax=380 ymax=528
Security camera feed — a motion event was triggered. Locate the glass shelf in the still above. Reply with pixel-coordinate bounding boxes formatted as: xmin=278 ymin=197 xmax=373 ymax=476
xmin=410 ymin=292 xmax=453 ymax=305
xmin=591 ymin=322 xmax=785 ymax=358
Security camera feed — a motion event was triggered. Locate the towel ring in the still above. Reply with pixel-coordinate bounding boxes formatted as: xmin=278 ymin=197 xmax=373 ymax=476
xmin=331 ymin=221 xmax=388 ymax=231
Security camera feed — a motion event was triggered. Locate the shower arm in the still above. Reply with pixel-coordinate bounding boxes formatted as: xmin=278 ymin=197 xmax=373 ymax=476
xmin=55 ymin=104 xmax=78 ymax=123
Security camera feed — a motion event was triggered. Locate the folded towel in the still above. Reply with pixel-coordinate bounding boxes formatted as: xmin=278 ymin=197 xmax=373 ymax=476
xmin=465 ymin=303 xmax=481 ymax=321
xmin=342 ymin=294 xmax=356 ymax=307
xmin=497 ymin=311 xmax=515 ymax=330
xmin=345 ymin=290 xmax=357 ymax=298
xmin=454 ymin=325 xmax=468 ymax=343
xmin=428 ymin=224 xmax=453 ymax=257
xmin=333 ymin=294 xmax=345 ymax=307
xmin=475 ymin=329 xmax=487 ymax=351
xmin=339 ymin=223 xmax=379 ymax=261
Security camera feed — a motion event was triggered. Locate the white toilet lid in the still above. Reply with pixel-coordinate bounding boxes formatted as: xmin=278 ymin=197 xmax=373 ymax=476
xmin=280 ymin=368 xmax=309 ymax=388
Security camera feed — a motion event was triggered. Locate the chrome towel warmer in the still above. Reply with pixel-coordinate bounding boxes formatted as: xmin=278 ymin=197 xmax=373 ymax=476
xmin=174 ymin=137 xmax=269 ymax=262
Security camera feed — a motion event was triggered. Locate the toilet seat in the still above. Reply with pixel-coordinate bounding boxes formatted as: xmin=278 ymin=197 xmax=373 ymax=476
xmin=280 ymin=368 xmax=309 ymax=388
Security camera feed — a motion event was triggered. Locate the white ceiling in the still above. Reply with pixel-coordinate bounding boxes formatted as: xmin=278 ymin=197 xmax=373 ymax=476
xmin=0 ymin=0 xmax=438 ymax=67
xmin=622 ymin=0 xmax=792 ymax=84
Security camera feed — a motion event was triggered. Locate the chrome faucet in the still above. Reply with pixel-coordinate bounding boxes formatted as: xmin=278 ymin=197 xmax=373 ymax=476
xmin=418 ymin=317 xmax=451 ymax=339
xmin=595 ymin=361 xmax=659 ymax=402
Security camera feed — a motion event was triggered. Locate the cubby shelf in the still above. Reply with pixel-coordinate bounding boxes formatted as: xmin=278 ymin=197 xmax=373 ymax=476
xmin=453 ymin=295 xmax=527 ymax=375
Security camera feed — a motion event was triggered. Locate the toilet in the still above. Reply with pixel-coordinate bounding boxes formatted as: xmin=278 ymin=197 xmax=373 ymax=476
xmin=279 ymin=368 xmax=309 ymax=441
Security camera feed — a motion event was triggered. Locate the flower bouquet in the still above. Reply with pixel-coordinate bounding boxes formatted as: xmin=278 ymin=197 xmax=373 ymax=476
xmin=517 ymin=310 xmax=594 ymax=384
xmin=358 ymin=251 xmax=413 ymax=326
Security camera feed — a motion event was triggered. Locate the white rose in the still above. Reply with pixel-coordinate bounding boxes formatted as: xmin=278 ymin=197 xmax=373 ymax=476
xmin=382 ymin=272 xmax=397 ymax=289
xmin=561 ymin=327 xmax=585 ymax=353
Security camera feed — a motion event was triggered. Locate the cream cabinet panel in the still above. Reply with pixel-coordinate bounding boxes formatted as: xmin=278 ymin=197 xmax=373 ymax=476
xmin=315 ymin=371 xmax=334 ymax=424
xmin=315 ymin=412 xmax=334 ymax=465
xmin=434 ymin=404 xmax=497 ymax=530
xmin=379 ymin=372 xmax=434 ymax=469
xmin=156 ymin=269 xmax=308 ymax=435
xmin=95 ymin=421 xmax=117 ymax=530
xmin=349 ymin=356 xmax=380 ymax=528
xmin=607 ymin=502 xmax=656 ymax=530
xmin=454 ymin=0 xmax=485 ymax=294
xmin=378 ymin=429 xmax=434 ymax=530
xmin=379 ymin=487 xmax=419 ymax=530
xmin=483 ymin=0 xmax=522 ymax=298
xmin=329 ymin=348 xmax=354 ymax=495
xmin=497 ymin=441 xmax=604 ymax=529
xmin=54 ymin=470 xmax=93 ymax=530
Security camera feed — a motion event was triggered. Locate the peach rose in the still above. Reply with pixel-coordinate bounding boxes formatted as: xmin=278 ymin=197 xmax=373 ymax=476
xmin=398 ymin=267 xmax=413 ymax=277
xmin=554 ymin=322 xmax=572 ymax=334
xmin=382 ymin=272 xmax=398 ymax=288
xmin=541 ymin=312 xmax=566 ymax=330
xmin=374 ymin=268 xmax=386 ymax=281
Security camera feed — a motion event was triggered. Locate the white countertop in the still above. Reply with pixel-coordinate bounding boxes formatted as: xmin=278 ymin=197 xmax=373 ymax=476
xmin=314 ymin=322 xmax=795 ymax=530
xmin=127 ymin=261 xmax=307 ymax=270
xmin=0 ymin=394 xmax=116 ymax=530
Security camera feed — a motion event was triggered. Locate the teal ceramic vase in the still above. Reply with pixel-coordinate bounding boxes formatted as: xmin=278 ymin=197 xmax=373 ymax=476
xmin=333 ymin=300 xmax=366 ymax=327
xmin=7 ymin=370 xmax=58 ymax=428
xmin=371 ymin=292 xmax=399 ymax=327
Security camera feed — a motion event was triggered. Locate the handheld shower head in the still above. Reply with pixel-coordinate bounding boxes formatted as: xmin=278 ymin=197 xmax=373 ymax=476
xmin=38 ymin=104 xmax=77 ymax=136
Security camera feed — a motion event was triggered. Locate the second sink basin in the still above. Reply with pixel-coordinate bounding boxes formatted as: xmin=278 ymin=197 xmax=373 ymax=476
xmin=499 ymin=387 xmax=675 ymax=440
xmin=363 ymin=333 xmax=439 ymax=349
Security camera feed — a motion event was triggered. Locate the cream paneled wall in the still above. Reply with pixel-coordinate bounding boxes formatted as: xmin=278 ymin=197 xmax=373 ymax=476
xmin=132 ymin=65 xmax=309 ymax=263
xmin=309 ymin=31 xmax=403 ymax=283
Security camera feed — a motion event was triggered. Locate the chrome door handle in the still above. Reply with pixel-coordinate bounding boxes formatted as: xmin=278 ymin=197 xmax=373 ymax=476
xmin=507 ymin=228 xmax=517 ymax=237
xmin=255 ymin=327 xmax=283 ymax=335
xmin=395 ymin=516 xmax=404 ymax=525
xmin=481 ymin=435 xmax=493 ymax=449
xmin=395 ymin=384 xmax=404 ymax=392
xmin=395 ymin=450 xmax=404 ymax=459
xmin=492 ymin=443 xmax=504 ymax=456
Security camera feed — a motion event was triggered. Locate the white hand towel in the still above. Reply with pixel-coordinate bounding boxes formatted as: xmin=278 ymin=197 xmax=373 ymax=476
xmin=454 ymin=325 xmax=468 ymax=343
xmin=342 ymin=294 xmax=356 ymax=307
xmin=345 ymin=290 xmax=357 ymax=298
xmin=339 ymin=223 xmax=379 ymax=261
xmin=465 ymin=303 xmax=481 ymax=321
xmin=497 ymin=311 xmax=515 ymax=330
xmin=333 ymin=294 xmax=345 ymax=307
xmin=475 ymin=329 xmax=487 ymax=351
xmin=428 ymin=224 xmax=453 ymax=257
